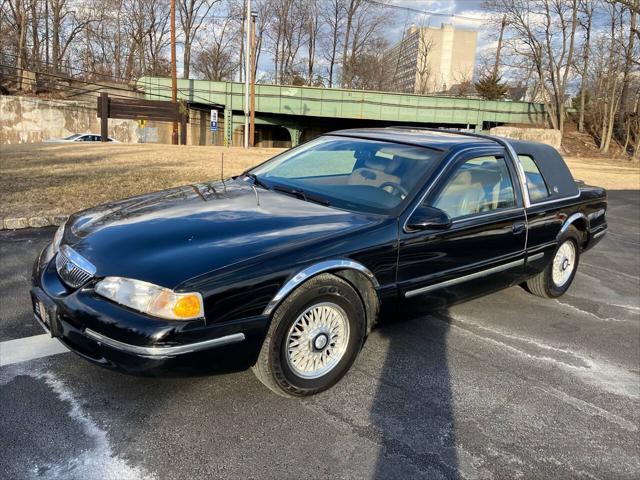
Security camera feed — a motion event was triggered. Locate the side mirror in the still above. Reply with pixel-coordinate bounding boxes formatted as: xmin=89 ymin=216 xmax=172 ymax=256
xmin=406 ymin=205 xmax=452 ymax=232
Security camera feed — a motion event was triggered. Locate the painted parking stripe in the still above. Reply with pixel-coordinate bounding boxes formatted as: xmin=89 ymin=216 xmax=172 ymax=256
xmin=0 ymin=334 xmax=68 ymax=367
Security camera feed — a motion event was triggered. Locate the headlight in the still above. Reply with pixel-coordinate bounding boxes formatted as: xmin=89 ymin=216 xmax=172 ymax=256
xmin=53 ymin=224 xmax=65 ymax=252
xmin=95 ymin=277 xmax=204 ymax=320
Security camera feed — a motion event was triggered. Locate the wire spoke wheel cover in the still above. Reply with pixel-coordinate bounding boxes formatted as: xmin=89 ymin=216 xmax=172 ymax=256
xmin=285 ymin=302 xmax=350 ymax=379
xmin=552 ymin=240 xmax=576 ymax=287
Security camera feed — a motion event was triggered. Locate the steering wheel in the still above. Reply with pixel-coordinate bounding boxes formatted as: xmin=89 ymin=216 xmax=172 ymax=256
xmin=379 ymin=182 xmax=409 ymax=199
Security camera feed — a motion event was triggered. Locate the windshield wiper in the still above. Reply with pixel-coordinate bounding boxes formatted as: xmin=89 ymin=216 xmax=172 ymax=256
xmin=244 ymin=172 xmax=270 ymax=190
xmin=272 ymin=185 xmax=331 ymax=206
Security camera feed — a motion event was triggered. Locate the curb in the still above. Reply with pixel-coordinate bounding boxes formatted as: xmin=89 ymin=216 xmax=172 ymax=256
xmin=2 ymin=215 xmax=69 ymax=231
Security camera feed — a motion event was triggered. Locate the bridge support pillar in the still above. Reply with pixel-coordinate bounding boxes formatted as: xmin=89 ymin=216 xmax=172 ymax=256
xmin=224 ymin=108 xmax=233 ymax=146
xmin=286 ymin=126 xmax=302 ymax=147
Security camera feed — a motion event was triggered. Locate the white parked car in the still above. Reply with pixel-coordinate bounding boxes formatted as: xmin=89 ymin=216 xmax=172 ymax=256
xmin=44 ymin=134 xmax=119 ymax=143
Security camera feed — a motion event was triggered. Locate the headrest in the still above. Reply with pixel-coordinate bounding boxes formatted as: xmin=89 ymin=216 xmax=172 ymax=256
xmin=469 ymin=167 xmax=500 ymax=185
xmin=385 ymin=155 xmax=403 ymax=174
xmin=450 ymin=169 xmax=472 ymax=186
xmin=363 ymin=156 xmax=387 ymax=171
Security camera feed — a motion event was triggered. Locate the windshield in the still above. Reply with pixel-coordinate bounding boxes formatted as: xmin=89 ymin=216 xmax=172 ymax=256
xmin=63 ymin=134 xmax=82 ymax=140
xmin=251 ymin=135 xmax=444 ymax=214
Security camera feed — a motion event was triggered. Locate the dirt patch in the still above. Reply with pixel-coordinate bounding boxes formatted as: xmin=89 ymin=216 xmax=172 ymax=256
xmin=565 ymin=156 xmax=640 ymax=190
xmin=0 ymin=143 xmax=284 ymax=218
xmin=0 ymin=143 xmax=637 ymax=220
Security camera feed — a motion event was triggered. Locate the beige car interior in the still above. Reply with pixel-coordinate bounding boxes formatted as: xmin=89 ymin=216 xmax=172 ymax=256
xmin=348 ymin=153 xmax=404 ymax=193
xmin=433 ymin=158 xmax=515 ymax=219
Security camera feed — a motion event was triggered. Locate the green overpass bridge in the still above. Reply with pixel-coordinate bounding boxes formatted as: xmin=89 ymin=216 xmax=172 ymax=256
xmin=138 ymin=76 xmax=546 ymax=147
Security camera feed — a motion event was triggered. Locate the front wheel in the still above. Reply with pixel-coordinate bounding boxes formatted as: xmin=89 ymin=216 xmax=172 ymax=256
xmin=252 ymin=273 xmax=366 ymax=397
xmin=526 ymin=226 xmax=581 ymax=298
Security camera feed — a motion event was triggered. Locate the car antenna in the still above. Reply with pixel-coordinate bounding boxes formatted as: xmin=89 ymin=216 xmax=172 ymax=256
xmin=251 ymin=183 xmax=260 ymax=206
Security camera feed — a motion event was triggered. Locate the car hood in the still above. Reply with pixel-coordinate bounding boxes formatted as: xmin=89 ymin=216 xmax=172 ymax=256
xmin=65 ymin=179 xmax=380 ymax=288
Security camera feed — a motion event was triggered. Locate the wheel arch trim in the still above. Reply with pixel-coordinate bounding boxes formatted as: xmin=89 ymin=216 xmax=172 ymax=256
xmin=262 ymin=260 xmax=380 ymax=316
xmin=558 ymin=212 xmax=589 ymax=239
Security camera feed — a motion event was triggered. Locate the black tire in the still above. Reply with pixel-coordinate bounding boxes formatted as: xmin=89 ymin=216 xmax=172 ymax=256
xmin=252 ymin=273 xmax=366 ymax=397
xmin=526 ymin=225 xmax=581 ymax=298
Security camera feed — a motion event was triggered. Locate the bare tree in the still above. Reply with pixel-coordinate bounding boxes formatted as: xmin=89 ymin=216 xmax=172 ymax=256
xmin=4 ymin=0 xmax=29 ymax=87
xmin=415 ymin=27 xmax=434 ymax=94
xmin=577 ymin=0 xmax=595 ymax=133
xmin=320 ymin=0 xmax=344 ymax=87
xmin=347 ymin=36 xmax=390 ymax=91
xmin=488 ymin=0 xmax=580 ymax=133
xmin=303 ymin=0 xmax=321 ymax=85
xmin=192 ymin=15 xmax=238 ymax=80
xmin=340 ymin=0 xmax=386 ymax=88
xmin=50 ymin=0 xmax=94 ymax=73
xmin=178 ymin=0 xmax=219 ymax=79
xmin=267 ymin=0 xmax=307 ymax=84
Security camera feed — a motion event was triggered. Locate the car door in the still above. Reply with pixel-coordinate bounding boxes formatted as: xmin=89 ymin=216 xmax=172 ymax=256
xmin=397 ymin=148 xmax=527 ymax=310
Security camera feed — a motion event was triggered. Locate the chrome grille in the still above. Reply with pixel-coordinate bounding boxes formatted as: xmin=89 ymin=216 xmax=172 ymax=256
xmin=55 ymin=245 xmax=96 ymax=288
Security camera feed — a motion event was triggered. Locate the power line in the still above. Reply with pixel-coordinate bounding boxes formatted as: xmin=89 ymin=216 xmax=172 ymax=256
xmin=363 ymin=0 xmax=484 ymax=23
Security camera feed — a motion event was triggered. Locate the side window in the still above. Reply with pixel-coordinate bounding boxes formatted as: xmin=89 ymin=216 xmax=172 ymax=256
xmin=519 ymin=155 xmax=550 ymax=202
xmin=431 ymin=155 xmax=516 ymax=219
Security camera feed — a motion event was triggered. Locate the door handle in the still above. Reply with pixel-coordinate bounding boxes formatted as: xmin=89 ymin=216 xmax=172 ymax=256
xmin=512 ymin=222 xmax=526 ymax=234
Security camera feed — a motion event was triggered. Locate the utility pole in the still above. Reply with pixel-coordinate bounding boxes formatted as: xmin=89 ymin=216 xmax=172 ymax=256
xmin=244 ymin=0 xmax=251 ymax=149
xmin=249 ymin=11 xmax=257 ymax=148
xmin=170 ymin=0 xmax=179 ymax=145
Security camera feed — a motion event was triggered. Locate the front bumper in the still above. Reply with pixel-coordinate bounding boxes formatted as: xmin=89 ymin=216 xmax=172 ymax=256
xmin=31 ymin=244 xmax=268 ymax=372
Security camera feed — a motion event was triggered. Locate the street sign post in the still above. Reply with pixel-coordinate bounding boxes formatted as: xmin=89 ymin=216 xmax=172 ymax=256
xmin=211 ymin=109 xmax=218 ymax=145
xmin=210 ymin=110 xmax=218 ymax=132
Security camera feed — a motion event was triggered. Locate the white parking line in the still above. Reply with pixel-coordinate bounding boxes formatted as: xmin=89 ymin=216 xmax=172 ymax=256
xmin=0 ymin=334 xmax=68 ymax=367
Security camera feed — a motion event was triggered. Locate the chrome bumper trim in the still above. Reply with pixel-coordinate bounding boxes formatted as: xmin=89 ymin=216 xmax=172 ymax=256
xmin=84 ymin=329 xmax=246 ymax=357
xmin=593 ymin=229 xmax=607 ymax=239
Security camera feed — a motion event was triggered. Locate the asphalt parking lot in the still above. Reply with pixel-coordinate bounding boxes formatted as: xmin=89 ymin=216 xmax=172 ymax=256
xmin=1 ymin=190 xmax=638 ymax=480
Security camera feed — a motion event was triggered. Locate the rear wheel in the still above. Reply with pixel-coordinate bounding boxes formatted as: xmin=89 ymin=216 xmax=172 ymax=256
xmin=526 ymin=226 xmax=580 ymax=298
xmin=252 ymin=273 xmax=366 ymax=397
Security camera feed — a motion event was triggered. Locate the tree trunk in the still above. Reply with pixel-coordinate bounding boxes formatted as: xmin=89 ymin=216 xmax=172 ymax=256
xmin=619 ymin=7 xmax=637 ymax=115
xmin=51 ymin=2 xmax=61 ymax=73
xmin=341 ymin=0 xmax=356 ymax=87
xmin=30 ymin=0 xmax=40 ymax=69
xmin=45 ymin=0 xmax=49 ymax=67
xmin=493 ymin=15 xmax=506 ymax=77
xmin=578 ymin=4 xmax=593 ymax=133
xmin=16 ymin=2 xmax=27 ymax=89
xmin=602 ymin=77 xmax=620 ymax=153
xmin=238 ymin=13 xmax=244 ymax=82
xmin=183 ymin=39 xmax=191 ymax=79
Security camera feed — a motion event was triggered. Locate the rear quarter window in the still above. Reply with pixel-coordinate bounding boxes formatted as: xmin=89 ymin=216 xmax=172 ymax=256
xmin=519 ymin=155 xmax=550 ymax=202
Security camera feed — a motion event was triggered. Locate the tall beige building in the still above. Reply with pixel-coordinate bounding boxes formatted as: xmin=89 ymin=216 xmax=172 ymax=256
xmin=386 ymin=24 xmax=478 ymax=94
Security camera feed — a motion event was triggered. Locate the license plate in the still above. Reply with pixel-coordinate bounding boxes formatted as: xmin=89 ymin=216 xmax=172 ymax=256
xmin=31 ymin=288 xmax=57 ymax=336
xmin=35 ymin=299 xmax=50 ymax=326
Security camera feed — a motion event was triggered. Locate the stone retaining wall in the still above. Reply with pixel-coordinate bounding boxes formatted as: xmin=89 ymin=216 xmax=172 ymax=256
xmin=489 ymin=126 xmax=562 ymax=150
xmin=0 ymin=95 xmax=174 ymax=144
